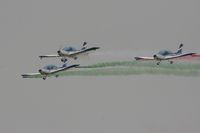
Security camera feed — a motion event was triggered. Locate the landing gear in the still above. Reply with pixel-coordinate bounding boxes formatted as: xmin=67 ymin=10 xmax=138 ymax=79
xmin=157 ymin=61 xmax=161 ymax=65
xmin=61 ymin=58 xmax=68 ymax=63
xmin=43 ymin=76 xmax=47 ymax=80
xmin=168 ymin=60 xmax=174 ymax=64
xmin=74 ymin=57 xmax=78 ymax=60
xmin=55 ymin=75 xmax=59 ymax=78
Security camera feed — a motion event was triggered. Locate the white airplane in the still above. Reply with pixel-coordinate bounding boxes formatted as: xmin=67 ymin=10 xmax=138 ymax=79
xmin=21 ymin=63 xmax=79 ymax=80
xmin=135 ymin=44 xmax=196 ymax=65
xmin=39 ymin=42 xmax=100 ymax=63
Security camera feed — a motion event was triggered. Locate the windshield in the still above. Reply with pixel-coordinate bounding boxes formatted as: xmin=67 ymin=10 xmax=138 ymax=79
xmin=43 ymin=65 xmax=58 ymax=70
xmin=62 ymin=47 xmax=77 ymax=52
xmin=158 ymin=50 xmax=174 ymax=56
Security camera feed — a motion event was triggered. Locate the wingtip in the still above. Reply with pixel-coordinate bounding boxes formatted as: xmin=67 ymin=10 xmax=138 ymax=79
xmin=94 ymin=47 xmax=100 ymax=50
xmin=21 ymin=74 xmax=28 ymax=78
xmin=134 ymin=57 xmax=140 ymax=60
xmin=39 ymin=56 xmax=43 ymax=59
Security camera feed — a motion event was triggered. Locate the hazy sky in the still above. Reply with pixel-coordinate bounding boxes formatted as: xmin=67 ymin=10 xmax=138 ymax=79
xmin=0 ymin=0 xmax=200 ymax=133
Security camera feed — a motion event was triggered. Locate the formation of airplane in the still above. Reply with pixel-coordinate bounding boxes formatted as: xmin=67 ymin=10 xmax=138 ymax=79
xmin=21 ymin=42 xmax=100 ymax=80
xmin=39 ymin=42 xmax=100 ymax=63
xmin=135 ymin=44 xmax=196 ymax=65
xmin=21 ymin=42 xmax=199 ymax=79
xmin=22 ymin=63 xmax=79 ymax=80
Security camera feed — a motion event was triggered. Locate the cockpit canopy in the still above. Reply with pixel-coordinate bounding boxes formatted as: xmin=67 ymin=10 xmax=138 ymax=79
xmin=158 ymin=50 xmax=174 ymax=56
xmin=62 ymin=47 xmax=77 ymax=52
xmin=43 ymin=65 xmax=58 ymax=70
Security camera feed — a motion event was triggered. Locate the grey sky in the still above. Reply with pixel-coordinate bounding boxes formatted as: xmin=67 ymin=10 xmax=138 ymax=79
xmin=0 ymin=0 xmax=200 ymax=133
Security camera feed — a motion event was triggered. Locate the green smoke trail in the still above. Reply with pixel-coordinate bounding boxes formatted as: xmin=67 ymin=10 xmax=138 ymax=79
xmin=25 ymin=61 xmax=200 ymax=78
xmin=58 ymin=61 xmax=200 ymax=77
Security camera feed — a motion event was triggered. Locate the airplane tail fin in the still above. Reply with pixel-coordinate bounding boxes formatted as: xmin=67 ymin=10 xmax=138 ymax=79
xmin=81 ymin=42 xmax=87 ymax=50
xmin=176 ymin=43 xmax=183 ymax=54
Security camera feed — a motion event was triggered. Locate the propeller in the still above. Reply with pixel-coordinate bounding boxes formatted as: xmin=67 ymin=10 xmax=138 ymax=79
xmin=57 ymin=44 xmax=64 ymax=55
xmin=37 ymin=58 xmax=43 ymax=70
xmin=59 ymin=44 xmax=63 ymax=50
xmin=38 ymin=69 xmax=42 ymax=73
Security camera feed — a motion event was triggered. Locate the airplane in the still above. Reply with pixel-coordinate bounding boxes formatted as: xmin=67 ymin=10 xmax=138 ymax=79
xmin=21 ymin=63 xmax=79 ymax=80
xmin=39 ymin=42 xmax=100 ymax=63
xmin=135 ymin=44 xmax=196 ymax=65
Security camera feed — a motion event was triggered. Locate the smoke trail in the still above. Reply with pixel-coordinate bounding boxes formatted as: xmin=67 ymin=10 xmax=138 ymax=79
xmin=59 ymin=61 xmax=200 ymax=77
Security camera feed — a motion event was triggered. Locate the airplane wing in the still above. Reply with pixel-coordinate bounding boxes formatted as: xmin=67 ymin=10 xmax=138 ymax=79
xmin=39 ymin=54 xmax=60 ymax=59
xmin=69 ymin=47 xmax=100 ymax=56
xmin=135 ymin=53 xmax=196 ymax=61
xmin=163 ymin=53 xmax=196 ymax=60
xmin=83 ymin=47 xmax=100 ymax=52
xmin=21 ymin=73 xmax=42 ymax=78
xmin=135 ymin=56 xmax=155 ymax=61
xmin=21 ymin=65 xmax=79 ymax=79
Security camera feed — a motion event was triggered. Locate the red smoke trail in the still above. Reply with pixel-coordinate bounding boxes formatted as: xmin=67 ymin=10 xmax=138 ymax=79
xmin=178 ymin=54 xmax=200 ymax=60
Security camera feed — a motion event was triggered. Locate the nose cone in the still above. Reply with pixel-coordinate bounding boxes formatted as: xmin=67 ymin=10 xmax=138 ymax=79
xmin=57 ymin=50 xmax=61 ymax=55
xmin=38 ymin=69 xmax=42 ymax=73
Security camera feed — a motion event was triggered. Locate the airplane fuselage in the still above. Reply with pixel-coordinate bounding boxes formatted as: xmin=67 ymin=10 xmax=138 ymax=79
xmin=153 ymin=54 xmax=177 ymax=60
xmin=58 ymin=50 xmax=80 ymax=57
xmin=39 ymin=69 xmax=58 ymax=75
